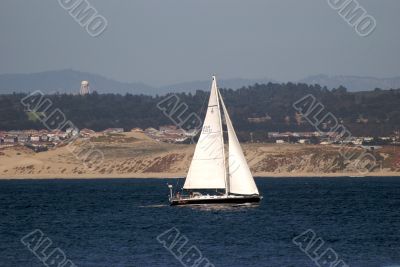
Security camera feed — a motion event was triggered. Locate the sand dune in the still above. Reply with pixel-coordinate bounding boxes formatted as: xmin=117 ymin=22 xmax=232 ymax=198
xmin=0 ymin=132 xmax=399 ymax=179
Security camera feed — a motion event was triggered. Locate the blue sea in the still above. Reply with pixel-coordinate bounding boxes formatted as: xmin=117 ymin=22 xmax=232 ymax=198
xmin=1 ymin=177 xmax=400 ymax=267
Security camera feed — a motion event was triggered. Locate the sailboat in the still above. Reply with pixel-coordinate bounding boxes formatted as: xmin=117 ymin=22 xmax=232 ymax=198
xmin=168 ymin=76 xmax=262 ymax=206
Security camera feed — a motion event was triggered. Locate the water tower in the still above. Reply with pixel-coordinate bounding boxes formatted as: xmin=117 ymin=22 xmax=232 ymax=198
xmin=80 ymin=80 xmax=90 ymax=95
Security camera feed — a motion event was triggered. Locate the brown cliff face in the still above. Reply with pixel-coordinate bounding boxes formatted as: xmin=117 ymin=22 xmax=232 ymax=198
xmin=0 ymin=132 xmax=399 ymax=178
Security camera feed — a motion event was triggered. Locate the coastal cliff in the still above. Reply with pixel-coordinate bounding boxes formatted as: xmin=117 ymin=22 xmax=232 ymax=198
xmin=0 ymin=132 xmax=399 ymax=179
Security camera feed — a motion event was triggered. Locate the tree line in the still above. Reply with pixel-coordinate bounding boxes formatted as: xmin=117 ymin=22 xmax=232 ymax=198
xmin=0 ymin=82 xmax=399 ymax=138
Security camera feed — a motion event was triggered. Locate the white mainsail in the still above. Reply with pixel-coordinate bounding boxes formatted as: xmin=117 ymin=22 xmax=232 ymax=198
xmin=219 ymin=90 xmax=259 ymax=195
xmin=183 ymin=76 xmax=259 ymax=196
xmin=183 ymin=76 xmax=227 ymax=189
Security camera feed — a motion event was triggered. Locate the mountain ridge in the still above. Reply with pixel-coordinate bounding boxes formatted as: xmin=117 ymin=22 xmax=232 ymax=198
xmin=0 ymin=69 xmax=399 ymax=95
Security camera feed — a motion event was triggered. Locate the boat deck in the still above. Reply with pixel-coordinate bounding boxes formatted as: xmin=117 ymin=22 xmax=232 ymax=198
xmin=170 ymin=194 xmax=261 ymax=206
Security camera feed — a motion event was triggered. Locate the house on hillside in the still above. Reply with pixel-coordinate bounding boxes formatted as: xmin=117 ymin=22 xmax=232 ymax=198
xmin=131 ymin=128 xmax=143 ymax=132
xmin=23 ymin=129 xmax=39 ymax=135
xmin=30 ymin=135 xmax=40 ymax=142
xmin=48 ymin=135 xmax=60 ymax=142
xmin=4 ymin=136 xmax=17 ymax=144
xmin=247 ymin=114 xmax=271 ymax=123
xmin=80 ymin=128 xmax=96 ymax=137
xmin=66 ymin=127 xmax=79 ymax=136
xmin=40 ymin=135 xmax=49 ymax=142
xmin=103 ymin=128 xmax=124 ymax=134
xmin=145 ymin=128 xmax=158 ymax=134
xmin=7 ymin=130 xmax=23 ymax=136
xmin=159 ymin=125 xmax=177 ymax=132
xmin=17 ymin=135 xmax=29 ymax=143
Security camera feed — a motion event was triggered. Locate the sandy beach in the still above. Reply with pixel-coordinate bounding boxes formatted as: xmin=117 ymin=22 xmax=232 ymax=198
xmin=0 ymin=132 xmax=399 ymax=179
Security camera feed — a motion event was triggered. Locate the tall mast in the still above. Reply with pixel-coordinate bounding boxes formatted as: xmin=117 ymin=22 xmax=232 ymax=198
xmin=213 ymin=76 xmax=229 ymax=195
xmin=183 ymin=75 xmax=229 ymax=192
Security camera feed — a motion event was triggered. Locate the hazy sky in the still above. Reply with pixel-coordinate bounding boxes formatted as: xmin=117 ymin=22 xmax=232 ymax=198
xmin=0 ymin=0 xmax=399 ymax=86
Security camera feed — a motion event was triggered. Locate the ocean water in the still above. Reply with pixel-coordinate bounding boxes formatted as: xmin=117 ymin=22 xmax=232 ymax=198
xmin=0 ymin=177 xmax=400 ymax=267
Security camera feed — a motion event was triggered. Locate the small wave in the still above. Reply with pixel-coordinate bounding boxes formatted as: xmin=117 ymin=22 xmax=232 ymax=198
xmin=138 ymin=204 xmax=168 ymax=208
xmin=183 ymin=203 xmax=260 ymax=211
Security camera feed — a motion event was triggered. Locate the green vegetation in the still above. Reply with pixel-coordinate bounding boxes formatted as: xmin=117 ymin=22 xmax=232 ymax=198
xmin=0 ymin=82 xmax=399 ymax=137
xmin=26 ymin=111 xmax=45 ymax=122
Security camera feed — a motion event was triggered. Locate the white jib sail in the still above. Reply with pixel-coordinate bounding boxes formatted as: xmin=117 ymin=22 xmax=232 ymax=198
xmin=219 ymin=90 xmax=259 ymax=195
xmin=183 ymin=76 xmax=226 ymax=189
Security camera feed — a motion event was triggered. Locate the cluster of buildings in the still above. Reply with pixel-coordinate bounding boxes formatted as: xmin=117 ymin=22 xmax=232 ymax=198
xmin=0 ymin=129 xmax=78 ymax=152
xmin=0 ymin=126 xmax=157 ymax=152
xmin=0 ymin=130 xmax=72 ymax=145
xmin=268 ymin=131 xmax=400 ymax=146
xmin=1 ymin=126 xmax=398 ymax=153
xmin=0 ymin=128 xmax=128 ymax=147
xmin=144 ymin=125 xmax=197 ymax=143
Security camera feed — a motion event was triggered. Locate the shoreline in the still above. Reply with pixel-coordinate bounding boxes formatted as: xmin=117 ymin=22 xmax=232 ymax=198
xmin=0 ymin=172 xmax=399 ymax=180
xmin=1 ymin=132 xmax=399 ymax=180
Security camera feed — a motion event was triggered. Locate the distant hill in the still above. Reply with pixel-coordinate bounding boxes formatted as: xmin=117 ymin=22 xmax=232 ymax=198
xmin=0 ymin=70 xmax=399 ymax=95
xmin=0 ymin=69 xmax=157 ymax=95
xmin=0 ymin=70 xmax=276 ymax=95
xmin=160 ymin=78 xmax=277 ymax=94
xmin=300 ymin=74 xmax=400 ymax=92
